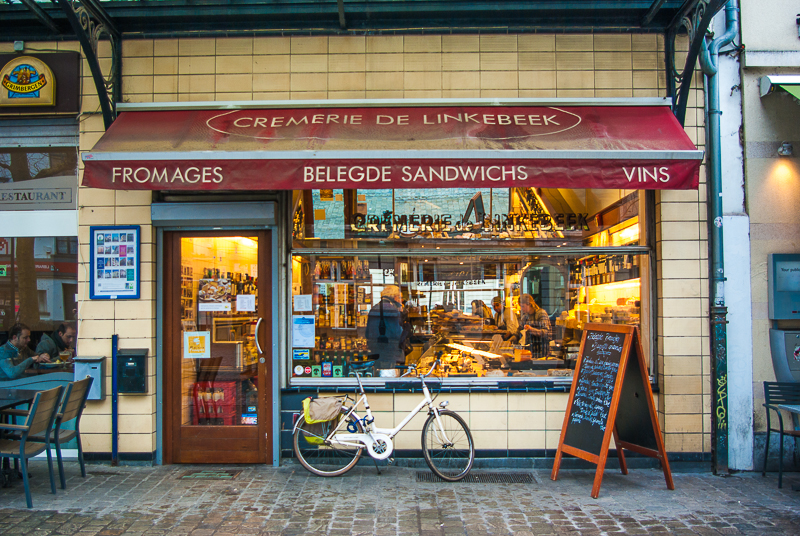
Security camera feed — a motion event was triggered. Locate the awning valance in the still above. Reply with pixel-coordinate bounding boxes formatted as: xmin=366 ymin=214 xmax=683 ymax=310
xmin=82 ymin=100 xmax=703 ymax=191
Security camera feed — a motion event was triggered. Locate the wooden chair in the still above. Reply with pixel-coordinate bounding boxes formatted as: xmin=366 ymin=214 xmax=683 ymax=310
xmin=0 ymin=385 xmax=64 ymax=508
xmin=762 ymin=381 xmax=800 ymax=488
xmin=31 ymin=377 xmax=94 ymax=489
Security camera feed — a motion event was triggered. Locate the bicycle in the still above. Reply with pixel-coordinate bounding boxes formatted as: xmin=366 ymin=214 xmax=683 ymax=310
xmin=292 ymin=358 xmax=475 ymax=481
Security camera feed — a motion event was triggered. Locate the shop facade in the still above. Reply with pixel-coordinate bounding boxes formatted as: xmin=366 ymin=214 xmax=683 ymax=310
xmin=2 ymin=32 xmax=711 ymax=465
xmin=738 ymin=0 xmax=800 ymax=470
xmin=0 ymin=51 xmax=81 ymax=353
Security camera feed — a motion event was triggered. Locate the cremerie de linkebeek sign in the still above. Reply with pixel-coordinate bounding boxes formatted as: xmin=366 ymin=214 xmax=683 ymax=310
xmin=81 ymin=105 xmax=703 ymax=191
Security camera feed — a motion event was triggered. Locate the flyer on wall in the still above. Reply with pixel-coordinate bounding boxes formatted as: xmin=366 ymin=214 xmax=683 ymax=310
xmin=90 ymin=225 xmax=140 ymax=299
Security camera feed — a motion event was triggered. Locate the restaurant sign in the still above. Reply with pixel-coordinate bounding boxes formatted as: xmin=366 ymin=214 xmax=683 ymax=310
xmin=82 ymin=104 xmax=703 ymax=191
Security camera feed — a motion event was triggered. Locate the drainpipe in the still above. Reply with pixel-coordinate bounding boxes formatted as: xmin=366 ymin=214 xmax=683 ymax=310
xmin=699 ymin=0 xmax=738 ymax=476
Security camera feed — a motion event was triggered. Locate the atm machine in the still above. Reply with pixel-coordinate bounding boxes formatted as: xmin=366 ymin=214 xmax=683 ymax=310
xmin=768 ymin=253 xmax=800 ymax=382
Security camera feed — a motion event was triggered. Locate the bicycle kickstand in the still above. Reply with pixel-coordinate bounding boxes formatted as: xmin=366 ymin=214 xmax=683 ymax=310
xmin=372 ymin=456 xmax=381 ymax=475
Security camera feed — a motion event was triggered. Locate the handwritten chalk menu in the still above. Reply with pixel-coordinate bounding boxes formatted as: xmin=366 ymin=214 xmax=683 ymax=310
xmin=551 ymin=324 xmax=673 ymax=499
xmin=562 ymin=330 xmax=624 ymax=454
xmin=89 ymin=225 xmax=141 ymax=300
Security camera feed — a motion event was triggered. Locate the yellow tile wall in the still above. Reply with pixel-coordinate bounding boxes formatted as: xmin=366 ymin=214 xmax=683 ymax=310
xmin=68 ymin=33 xmax=707 ymax=455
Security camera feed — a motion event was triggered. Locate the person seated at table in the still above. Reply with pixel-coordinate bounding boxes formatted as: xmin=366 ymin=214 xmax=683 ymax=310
xmin=0 ymin=323 xmax=51 ymax=380
xmin=35 ymin=323 xmax=76 ymax=362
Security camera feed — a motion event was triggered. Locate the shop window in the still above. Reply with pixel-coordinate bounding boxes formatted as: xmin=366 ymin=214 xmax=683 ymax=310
xmin=37 ymin=289 xmax=49 ymax=318
xmin=289 ymin=187 xmax=650 ymax=386
xmin=0 ymin=236 xmax=78 ymax=345
xmin=0 ymin=147 xmax=77 ymax=184
xmin=56 ymin=237 xmax=78 ymax=255
xmin=0 ymin=147 xmax=78 ymax=211
xmin=292 ymin=187 xmax=640 ymax=247
xmin=290 ymin=252 xmax=648 ymax=384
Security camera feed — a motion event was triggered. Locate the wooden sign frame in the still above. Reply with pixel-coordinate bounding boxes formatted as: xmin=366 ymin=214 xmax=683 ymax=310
xmin=551 ymin=323 xmax=673 ymax=498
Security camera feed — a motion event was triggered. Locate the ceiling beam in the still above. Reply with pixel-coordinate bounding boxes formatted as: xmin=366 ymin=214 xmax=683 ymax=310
xmin=17 ymin=0 xmax=60 ymax=34
xmin=641 ymin=0 xmax=667 ymax=27
xmin=337 ymin=0 xmax=346 ymax=30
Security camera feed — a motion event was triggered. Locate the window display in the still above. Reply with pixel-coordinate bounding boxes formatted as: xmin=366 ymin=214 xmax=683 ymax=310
xmin=290 ymin=186 xmax=649 ymax=385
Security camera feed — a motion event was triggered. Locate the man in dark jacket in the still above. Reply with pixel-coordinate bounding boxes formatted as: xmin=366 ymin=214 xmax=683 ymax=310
xmin=365 ymin=285 xmax=408 ymax=369
xmin=35 ymin=323 xmax=76 ymax=361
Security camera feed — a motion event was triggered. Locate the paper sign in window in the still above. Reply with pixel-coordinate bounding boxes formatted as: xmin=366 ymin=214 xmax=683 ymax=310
xmin=183 ymin=331 xmax=211 ymax=359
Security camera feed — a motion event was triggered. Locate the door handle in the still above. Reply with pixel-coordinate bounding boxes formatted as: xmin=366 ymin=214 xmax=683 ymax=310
xmin=255 ymin=317 xmax=264 ymax=354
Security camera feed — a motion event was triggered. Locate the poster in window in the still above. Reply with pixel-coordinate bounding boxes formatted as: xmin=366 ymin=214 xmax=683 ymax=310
xmin=198 ymin=278 xmax=232 ymax=311
xmin=89 ymin=225 xmax=140 ymax=299
xmin=183 ymin=331 xmax=211 ymax=359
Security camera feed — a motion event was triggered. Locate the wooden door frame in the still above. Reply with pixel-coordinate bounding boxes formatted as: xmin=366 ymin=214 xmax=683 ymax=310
xmin=162 ymin=230 xmax=272 ymax=464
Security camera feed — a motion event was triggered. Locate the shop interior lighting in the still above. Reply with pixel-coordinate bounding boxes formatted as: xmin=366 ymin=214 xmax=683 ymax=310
xmin=594 ymin=279 xmax=641 ymax=292
xmin=617 ymin=225 xmax=640 ymax=243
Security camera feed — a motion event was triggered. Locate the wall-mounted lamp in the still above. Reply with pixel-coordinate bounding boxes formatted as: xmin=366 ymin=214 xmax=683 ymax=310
xmin=778 ymin=142 xmax=793 ymax=157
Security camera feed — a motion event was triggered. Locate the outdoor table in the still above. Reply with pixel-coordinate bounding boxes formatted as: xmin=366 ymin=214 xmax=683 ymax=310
xmin=0 ymin=388 xmax=38 ymax=487
xmin=0 ymin=387 xmax=38 ymax=411
xmin=776 ymin=404 xmax=800 ymax=491
xmin=24 ymin=364 xmax=75 ymax=376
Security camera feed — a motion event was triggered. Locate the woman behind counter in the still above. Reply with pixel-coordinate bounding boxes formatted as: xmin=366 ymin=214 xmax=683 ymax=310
xmin=517 ymin=294 xmax=552 ymax=358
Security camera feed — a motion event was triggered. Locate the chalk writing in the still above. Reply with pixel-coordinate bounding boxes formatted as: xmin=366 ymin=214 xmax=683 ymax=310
xmin=568 ymin=331 xmax=623 ymax=432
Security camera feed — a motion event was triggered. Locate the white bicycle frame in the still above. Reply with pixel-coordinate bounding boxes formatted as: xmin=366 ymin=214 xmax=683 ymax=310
xmin=304 ymin=361 xmax=455 ymax=460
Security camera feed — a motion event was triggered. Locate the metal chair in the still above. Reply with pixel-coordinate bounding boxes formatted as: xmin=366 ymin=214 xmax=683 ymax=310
xmin=762 ymin=381 xmax=800 ymax=488
xmin=0 ymin=385 xmax=64 ymax=508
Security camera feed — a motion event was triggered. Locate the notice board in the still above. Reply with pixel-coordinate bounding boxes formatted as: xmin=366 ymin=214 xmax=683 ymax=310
xmin=551 ymin=323 xmax=673 ymax=498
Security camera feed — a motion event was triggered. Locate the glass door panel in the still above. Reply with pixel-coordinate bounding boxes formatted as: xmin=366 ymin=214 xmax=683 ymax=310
xmin=179 ymin=236 xmax=259 ymax=428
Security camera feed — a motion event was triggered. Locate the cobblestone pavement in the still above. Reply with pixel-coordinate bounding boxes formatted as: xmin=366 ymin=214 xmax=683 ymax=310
xmin=1 ymin=461 xmax=799 ymax=535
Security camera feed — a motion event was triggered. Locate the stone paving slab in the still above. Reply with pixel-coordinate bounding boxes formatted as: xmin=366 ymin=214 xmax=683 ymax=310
xmin=0 ymin=461 xmax=798 ymax=535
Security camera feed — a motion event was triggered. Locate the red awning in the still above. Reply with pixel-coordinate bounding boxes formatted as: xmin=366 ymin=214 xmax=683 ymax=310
xmin=82 ymin=101 xmax=702 ymax=191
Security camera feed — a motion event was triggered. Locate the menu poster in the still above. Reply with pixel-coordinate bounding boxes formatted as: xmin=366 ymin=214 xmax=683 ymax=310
xmin=90 ymin=225 xmax=140 ymax=299
xmin=198 ymin=278 xmax=232 ymax=312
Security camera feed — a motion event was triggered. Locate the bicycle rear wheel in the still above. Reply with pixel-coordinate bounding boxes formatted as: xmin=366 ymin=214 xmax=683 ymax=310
xmin=293 ymin=415 xmax=363 ymax=477
xmin=421 ymin=410 xmax=474 ymax=482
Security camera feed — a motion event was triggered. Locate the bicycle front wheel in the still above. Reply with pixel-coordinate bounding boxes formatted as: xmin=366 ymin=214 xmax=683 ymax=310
xmin=421 ymin=410 xmax=474 ymax=481
xmin=293 ymin=415 xmax=363 ymax=477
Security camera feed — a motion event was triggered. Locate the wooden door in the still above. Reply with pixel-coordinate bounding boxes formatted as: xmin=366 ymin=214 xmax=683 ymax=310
xmin=163 ymin=231 xmax=272 ymax=463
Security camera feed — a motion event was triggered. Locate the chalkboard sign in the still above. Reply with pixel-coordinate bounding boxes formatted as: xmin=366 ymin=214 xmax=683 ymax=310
xmin=562 ymin=329 xmax=625 ymax=455
xmin=551 ymin=324 xmax=673 ymax=498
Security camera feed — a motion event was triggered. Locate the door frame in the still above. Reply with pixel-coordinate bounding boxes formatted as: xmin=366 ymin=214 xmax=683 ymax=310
xmin=162 ymin=230 xmax=273 ymax=464
xmin=153 ymin=202 xmax=282 ymax=465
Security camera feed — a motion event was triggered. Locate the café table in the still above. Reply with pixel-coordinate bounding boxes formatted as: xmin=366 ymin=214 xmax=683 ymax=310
xmin=776 ymin=404 xmax=800 ymax=491
xmin=0 ymin=388 xmax=39 ymax=487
